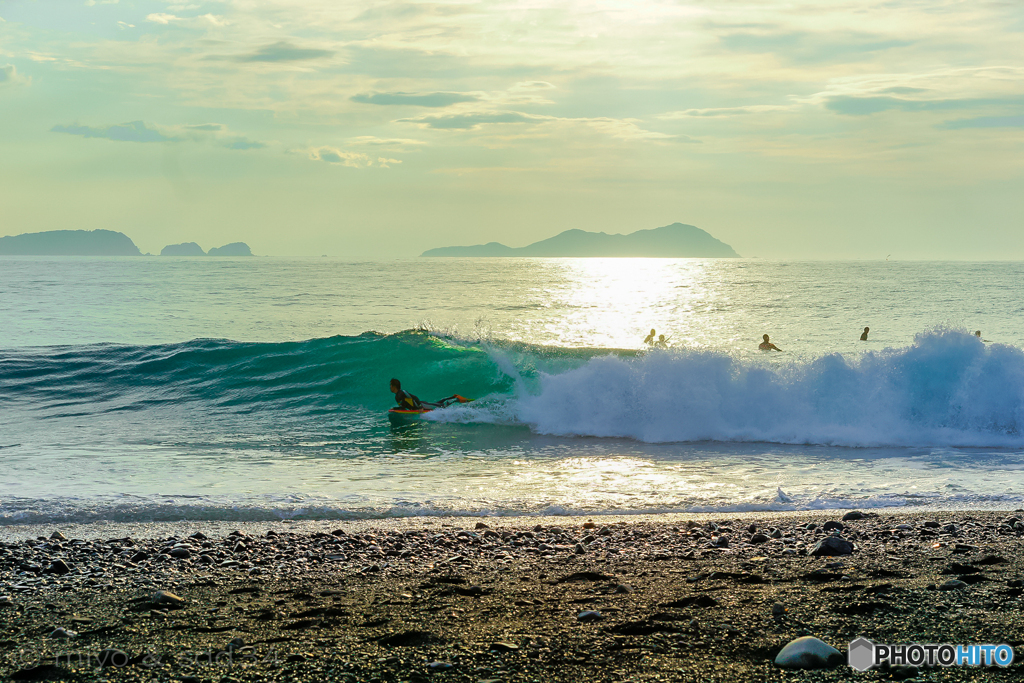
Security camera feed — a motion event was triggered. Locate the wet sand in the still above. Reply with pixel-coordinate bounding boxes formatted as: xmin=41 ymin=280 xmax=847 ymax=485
xmin=3 ymin=510 xmax=1024 ymax=682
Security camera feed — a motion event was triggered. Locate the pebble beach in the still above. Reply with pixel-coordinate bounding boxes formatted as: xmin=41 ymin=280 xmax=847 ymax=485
xmin=3 ymin=510 xmax=1024 ymax=682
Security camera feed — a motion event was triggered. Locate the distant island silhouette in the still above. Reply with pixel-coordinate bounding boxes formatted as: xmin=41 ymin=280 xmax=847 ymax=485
xmin=161 ymin=242 xmax=206 ymax=256
xmin=161 ymin=241 xmax=253 ymax=256
xmin=421 ymin=223 xmax=739 ymax=258
xmin=208 ymin=242 xmax=252 ymax=256
xmin=0 ymin=230 xmax=255 ymax=257
xmin=0 ymin=229 xmax=141 ymax=256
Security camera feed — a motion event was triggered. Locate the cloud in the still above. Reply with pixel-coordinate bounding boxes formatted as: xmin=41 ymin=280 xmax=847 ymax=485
xmin=146 ymin=13 xmax=178 ymax=25
xmin=659 ymin=105 xmax=794 ymax=119
xmin=941 ymin=115 xmax=1024 ymax=130
xmin=52 ymin=120 xmax=265 ymax=150
xmin=403 ymin=111 xmax=537 ymax=130
xmin=52 ymin=120 xmax=173 ymax=143
xmin=401 ymin=111 xmax=675 ymax=140
xmin=146 ymin=12 xmax=226 ymax=27
xmin=309 ymin=147 xmax=373 ymax=167
xmin=351 ymin=91 xmax=478 ymax=107
xmin=824 ymin=95 xmax=1020 ymax=116
xmin=0 ymin=65 xmax=29 ymax=87
xmin=346 ymin=136 xmax=426 ymax=147
xmin=308 ymin=147 xmax=401 ymax=168
xmin=234 ymin=41 xmax=333 ymax=63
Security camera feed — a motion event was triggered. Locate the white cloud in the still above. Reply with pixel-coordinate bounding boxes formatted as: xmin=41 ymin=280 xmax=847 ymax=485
xmin=146 ymin=13 xmax=178 ymax=25
xmin=308 ymin=147 xmax=400 ymax=168
xmin=346 ymin=136 xmax=427 ymax=149
xmin=659 ymin=105 xmax=796 ymax=119
xmin=116 ymin=21 xmax=135 ymax=30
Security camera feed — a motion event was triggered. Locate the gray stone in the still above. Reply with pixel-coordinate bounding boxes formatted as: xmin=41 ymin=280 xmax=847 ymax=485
xmin=842 ymin=511 xmax=865 ymax=521
xmin=774 ymin=636 xmax=844 ymax=669
xmin=810 ymin=536 xmax=854 ymax=556
xmin=577 ymin=610 xmax=603 ymax=622
xmin=939 ymin=579 xmax=968 ymax=591
xmin=151 ymin=589 xmax=186 ymax=606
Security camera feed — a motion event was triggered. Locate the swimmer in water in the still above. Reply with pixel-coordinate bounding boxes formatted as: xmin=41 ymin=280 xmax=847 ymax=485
xmin=860 ymin=326 xmax=869 ymax=341
xmin=654 ymin=334 xmax=669 ymax=349
xmin=759 ymin=334 xmax=781 ymax=351
xmin=643 ymin=328 xmax=656 ymax=345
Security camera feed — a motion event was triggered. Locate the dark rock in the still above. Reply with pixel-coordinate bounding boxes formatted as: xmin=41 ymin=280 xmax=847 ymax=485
xmin=44 ymin=560 xmax=71 ymax=575
xmin=938 ymin=580 xmax=968 ymax=591
xmin=10 ymin=664 xmax=68 ymax=681
xmin=750 ymin=533 xmax=769 ymax=544
xmin=822 ymin=521 xmax=844 ymax=532
xmin=842 ymin=511 xmax=865 ymax=521
xmin=661 ymin=594 xmax=718 ymax=609
xmin=810 ymin=536 xmax=854 ymax=556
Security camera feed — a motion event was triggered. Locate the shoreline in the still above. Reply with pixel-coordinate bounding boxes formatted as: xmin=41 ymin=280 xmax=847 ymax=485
xmin=3 ymin=505 xmax=1023 ymax=541
xmin=4 ymin=509 xmax=1024 ymax=681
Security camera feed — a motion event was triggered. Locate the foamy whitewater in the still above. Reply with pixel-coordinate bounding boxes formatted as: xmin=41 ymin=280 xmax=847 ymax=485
xmin=2 ymin=257 xmax=1024 ymax=523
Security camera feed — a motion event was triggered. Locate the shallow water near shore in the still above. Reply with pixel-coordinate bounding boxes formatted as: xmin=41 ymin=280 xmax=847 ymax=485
xmin=3 ymin=257 xmax=1024 ymax=523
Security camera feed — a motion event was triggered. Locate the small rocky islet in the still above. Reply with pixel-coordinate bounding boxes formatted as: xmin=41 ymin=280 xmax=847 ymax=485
xmin=2 ymin=512 xmax=1024 ymax=682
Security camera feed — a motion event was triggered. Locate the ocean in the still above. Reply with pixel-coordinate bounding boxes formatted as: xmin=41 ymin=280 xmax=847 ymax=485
xmin=2 ymin=256 xmax=1024 ymax=524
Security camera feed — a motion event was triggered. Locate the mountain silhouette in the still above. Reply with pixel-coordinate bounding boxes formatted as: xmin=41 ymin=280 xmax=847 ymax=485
xmin=422 ymin=223 xmax=738 ymax=258
xmin=0 ymin=229 xmax=141 ymax=256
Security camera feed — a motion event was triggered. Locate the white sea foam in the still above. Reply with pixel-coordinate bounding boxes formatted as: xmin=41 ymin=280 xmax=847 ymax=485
xmin=509 ymin=330 xmax=1024 ymax=448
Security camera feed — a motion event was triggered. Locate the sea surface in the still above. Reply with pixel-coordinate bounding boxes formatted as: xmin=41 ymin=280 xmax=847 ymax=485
xmin=2 ymin=257 xmax=1024 ymax=524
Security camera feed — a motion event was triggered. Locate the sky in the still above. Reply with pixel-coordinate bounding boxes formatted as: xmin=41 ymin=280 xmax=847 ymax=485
xmin=0 ymin=0 xmax=1022 ymax=259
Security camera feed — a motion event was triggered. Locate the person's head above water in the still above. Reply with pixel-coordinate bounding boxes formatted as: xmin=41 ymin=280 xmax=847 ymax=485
xmin=649 ymin=329 xmax=655 ymax=335
xmin=763 ymin=334 xmax=770 ymax=342
xmin=864 ymin=327 xmax=870 ymax=333
xmin=976 ymin=330 xmax=982 ymax=337
xmin=390 ymin=378 xmax=401 ymax=393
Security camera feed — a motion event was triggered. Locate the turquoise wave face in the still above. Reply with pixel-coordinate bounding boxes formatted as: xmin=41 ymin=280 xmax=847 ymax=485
xmin=0 ymin=330 xmax=617 ymax=417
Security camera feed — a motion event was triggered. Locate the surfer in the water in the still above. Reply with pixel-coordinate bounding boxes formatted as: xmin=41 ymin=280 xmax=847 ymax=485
xmin=759 ymin=334 xmax=781 ymax=351
xmin=644 ymin=329 xmax=656 ymax=345
xmin=860 ymin=326 xmax=869 ymax=341
xmin=390 ymin=378 xmax=422 ymax=410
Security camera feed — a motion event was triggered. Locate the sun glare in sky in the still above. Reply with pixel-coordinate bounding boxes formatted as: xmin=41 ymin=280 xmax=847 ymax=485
xmin=1 ymin=0 xmax=1022 ymax=258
